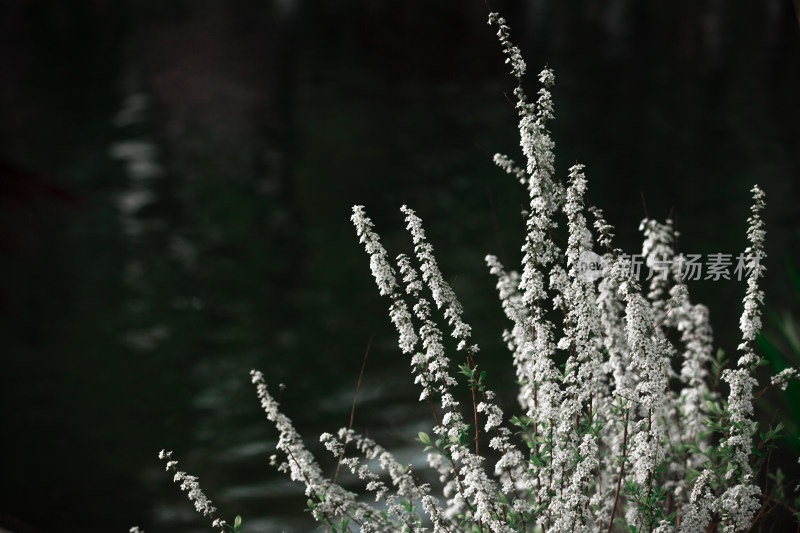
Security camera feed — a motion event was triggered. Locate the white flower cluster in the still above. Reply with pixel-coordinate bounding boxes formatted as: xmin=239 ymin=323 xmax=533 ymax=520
xmin=492 ymin=153 xmax=527 ymax=185
xmin=401 ymin=206 xmax=474 ymax=349
xmin=157 ymin=449 xmax=224 ymax=531
xmin=487 ymin=12 xmax=526 ymax=80
xmin=678 ymin=470 xmax=715 ymax=533
xmin=352 ymin=205 xmax=418 ymax=355
xmin=640 ymin=218 xmax=677 ymax=316
xmin=671 ymin=284 xmax=714 ymax=443
xmin=352 ymin=205 xmax=399 ymax=298
xmin=737 ymin=185 xmax=766 ymax=366
xmin=772 ymin=367 xmax=800 ymax=390
xmin=153 ymin=9 xmax=797 ymax=533
xmin=697 ymin=186 xmax=767 ymax=530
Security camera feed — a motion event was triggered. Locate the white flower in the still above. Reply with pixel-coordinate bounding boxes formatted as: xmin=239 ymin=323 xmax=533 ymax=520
xmin=164 ymin=465 xmax=217 ymax=517
xmin=488 ymin=12 xmax=526 ymax=79
xmin=772 ymin=367 xmax=799 ymax=390
xmin=679 ymin=470 xmax=714 ymax=533
xmin=720 ymin=481 xmax=761 ymax=532
xmin=737 ymin=186 xmax=766 ymax=366
xmin=352 ymin=205 xmax=399 ymax=297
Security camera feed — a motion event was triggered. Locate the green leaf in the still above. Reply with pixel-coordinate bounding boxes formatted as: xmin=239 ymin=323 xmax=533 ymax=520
xmin=234 ymin=515 xmax=242 ymax=528
xmin=417 ymin=432 xmax=431 ymax=445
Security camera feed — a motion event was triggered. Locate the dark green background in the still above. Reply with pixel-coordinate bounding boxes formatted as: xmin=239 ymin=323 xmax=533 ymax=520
xmin=1 ymin=1 xmax=798 ymax=532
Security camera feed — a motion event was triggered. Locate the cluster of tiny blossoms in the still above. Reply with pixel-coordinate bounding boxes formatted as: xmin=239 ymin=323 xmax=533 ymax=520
xmin=150 ymin=10 xmax=800 ymax=533
xmin=157 ymin=450 xmax=227 ymax=532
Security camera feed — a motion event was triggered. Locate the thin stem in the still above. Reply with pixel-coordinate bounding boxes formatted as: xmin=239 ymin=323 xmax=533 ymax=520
xmin=334 ymin=334 xmax=373 ymax=485
xmin=607 ymin=407 xmax=630 ymax=533
xmin=637 ymin=434 xmax=660 ymax=533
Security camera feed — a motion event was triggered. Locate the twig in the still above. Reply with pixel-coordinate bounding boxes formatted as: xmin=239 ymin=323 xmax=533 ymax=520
xmin=637 ymin=434 xmax=660 ymax=533
xmin=607 ymin=407 xmax=630 ymax=533
xmin=333 ymin=333 xmax=373 ymax=485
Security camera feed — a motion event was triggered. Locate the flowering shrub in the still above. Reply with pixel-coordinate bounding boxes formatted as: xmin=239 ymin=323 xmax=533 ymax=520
xmin=144 ymin=10 xmax=800 ymax=533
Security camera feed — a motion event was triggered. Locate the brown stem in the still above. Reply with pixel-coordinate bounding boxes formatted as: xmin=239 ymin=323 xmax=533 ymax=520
xmin=334 ymin=334 xmax=373 ymax=485
xmin=607 ymin=408 xmax=630 ymax=533
xmin=754 ymin=382 xmax=780 ymax=400
xmin=637 ymin=434 xmax=660 ymax=533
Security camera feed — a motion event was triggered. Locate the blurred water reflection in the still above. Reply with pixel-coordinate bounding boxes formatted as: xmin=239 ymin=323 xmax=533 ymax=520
xmin=0 ymin=2 xmax=798 ymax=532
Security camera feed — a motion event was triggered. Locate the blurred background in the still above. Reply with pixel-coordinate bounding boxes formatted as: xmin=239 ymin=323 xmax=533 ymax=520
xmin=0 ymin=1 xmax=798 ymax=532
